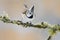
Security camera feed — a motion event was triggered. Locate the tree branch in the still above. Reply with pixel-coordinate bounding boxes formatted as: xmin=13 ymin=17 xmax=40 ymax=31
xmin=0 ymin=15 xmax=60 ymax=40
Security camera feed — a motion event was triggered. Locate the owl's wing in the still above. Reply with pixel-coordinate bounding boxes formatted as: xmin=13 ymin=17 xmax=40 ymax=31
xmin=29 ymin=5 xmax=34 ymax=13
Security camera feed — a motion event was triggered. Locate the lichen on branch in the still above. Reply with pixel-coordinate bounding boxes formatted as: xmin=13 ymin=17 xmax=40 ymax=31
xmin=0 ymin=15 xmax=60 ymax=40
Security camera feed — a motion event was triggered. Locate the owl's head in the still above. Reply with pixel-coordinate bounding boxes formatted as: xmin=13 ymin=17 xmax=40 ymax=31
xmin=24 ymin=4 xmax=34 ymax=18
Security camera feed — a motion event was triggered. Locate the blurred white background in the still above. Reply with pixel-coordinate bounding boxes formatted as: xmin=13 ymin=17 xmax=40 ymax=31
xmin=0 ymin=0 xmax=60 ymax=40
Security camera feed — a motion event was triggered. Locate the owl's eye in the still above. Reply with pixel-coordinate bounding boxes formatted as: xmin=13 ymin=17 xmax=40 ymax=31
xmin=30 ymin=13 xmax=31 ymax=14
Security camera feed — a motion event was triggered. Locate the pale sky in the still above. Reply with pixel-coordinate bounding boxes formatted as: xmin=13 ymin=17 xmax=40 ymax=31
xmin=0 ymin=0 xmax=60 ymax=40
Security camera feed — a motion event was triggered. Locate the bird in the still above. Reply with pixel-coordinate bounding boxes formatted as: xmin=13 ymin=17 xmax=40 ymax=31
xmin=21 ymin=4 xmax=35 ymax=24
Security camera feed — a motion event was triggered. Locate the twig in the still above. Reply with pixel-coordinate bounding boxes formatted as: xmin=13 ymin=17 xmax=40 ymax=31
xmin=0 ymin=16 xmax=60 ymax=40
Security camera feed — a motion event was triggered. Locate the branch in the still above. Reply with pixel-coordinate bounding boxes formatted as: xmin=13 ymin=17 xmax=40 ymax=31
xmin=0 ymin=15 xmax=60 ymax=40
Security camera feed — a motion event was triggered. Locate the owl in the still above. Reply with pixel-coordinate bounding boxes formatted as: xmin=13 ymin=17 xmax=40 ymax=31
xmin=21 ymin=4 xmax=35 ymax=23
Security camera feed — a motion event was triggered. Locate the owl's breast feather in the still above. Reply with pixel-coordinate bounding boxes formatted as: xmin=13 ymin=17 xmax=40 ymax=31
xmin=27 ymin=15 xmax=33 ymax=19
